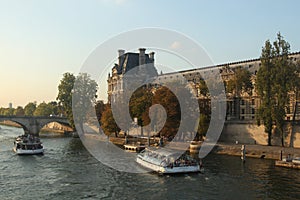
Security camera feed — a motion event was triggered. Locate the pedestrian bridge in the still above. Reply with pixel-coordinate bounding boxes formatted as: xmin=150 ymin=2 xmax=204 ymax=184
xmin=0 ymin=115 xmax=71 ymax=135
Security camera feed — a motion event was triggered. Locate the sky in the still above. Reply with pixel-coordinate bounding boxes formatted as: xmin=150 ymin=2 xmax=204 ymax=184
xmin=1 ymin=0 xmax=300 ymax=107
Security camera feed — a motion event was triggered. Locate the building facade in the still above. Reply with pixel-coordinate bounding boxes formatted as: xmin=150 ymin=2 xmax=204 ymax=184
xmin=108 ymin=49 xmax=300 ymax=121
xmin=107 ymin=48 xmax=156 ymax=104
xmin=159 ymin=51 xmax=300 ymax=121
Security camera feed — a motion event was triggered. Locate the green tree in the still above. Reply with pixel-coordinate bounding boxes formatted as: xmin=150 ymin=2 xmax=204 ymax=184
xmin=271 ymin=33 xmax=298 ymax=146
xmin=196 ymin=79 xmax=209 ymax=97
xmin=14 ymin=106 xmax=25 ymax=116
xmin=34 ymin=102 xmax=53 ymax=116
xmin=48 ymin=101 xmax=59 ymax=116
xmin=292 ymin=60 xmax=300 ymax=119
xmin=57 ymin=72 xmax=76 ymax=128
xmin=194 ymin=78 xmax=211 ymax=140
xmin=256 ymin=39 xmax=273 ymax=146
xmin=226 ymin=67 xmax=253 ymax=120
xmin=196 ymin=113 xmax=210 ymax=141
xmin=226 ymin=67 xmax=253 ymax=96
xmin=0 ymin=108 xmax=4 ymax=115
xmin=2 ymin=108 xmax=14 ymax=116
xmin=72 ymin=73 xmax=98 ymax=132
xmin=256 ymin=33 xmax=298 ymax=146
xmin=195 ymin=98 xmax=211 ymax=141
xmin=24 ymin=102 xmax=37 ymax=116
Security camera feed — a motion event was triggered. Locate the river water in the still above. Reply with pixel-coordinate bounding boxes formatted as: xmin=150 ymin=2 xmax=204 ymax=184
xmin=1 ymin=125 xmax=300 ymax=200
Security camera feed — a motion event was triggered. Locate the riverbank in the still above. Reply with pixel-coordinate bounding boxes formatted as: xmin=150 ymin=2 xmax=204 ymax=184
xmin=107 ymin=136 xmax=300 ymax=161
xmin=82 ymin=129 xmax=300 ymax=161
xmin=69 ymin=123 xmax=300 ymax=161
xmin=213 ymin=142 xmax=300 ymax=160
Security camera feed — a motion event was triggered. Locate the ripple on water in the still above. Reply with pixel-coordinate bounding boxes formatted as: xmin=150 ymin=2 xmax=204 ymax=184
xmin=2 ymin=129 xmax=300 ymax=200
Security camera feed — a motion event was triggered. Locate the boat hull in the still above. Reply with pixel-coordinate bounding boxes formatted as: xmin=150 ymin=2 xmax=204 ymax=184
xmin=136 ymin=156 xmax=201 ymax=174
xmin=13 ymin=147 xmax=44 ymax=155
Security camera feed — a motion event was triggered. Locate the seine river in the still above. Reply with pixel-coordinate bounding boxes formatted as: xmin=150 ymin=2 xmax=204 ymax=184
xmin=1 ymin=125 xmax=300 ymax=200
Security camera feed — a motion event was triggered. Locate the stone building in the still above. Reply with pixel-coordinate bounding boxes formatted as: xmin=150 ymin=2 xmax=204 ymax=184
xmin=152 ymin=52 xmax=300 ymax=121
xmin=107 ymin=48 xmax=156 ymax=104
xmin=108 ymin=49 xmax=300 ymax=121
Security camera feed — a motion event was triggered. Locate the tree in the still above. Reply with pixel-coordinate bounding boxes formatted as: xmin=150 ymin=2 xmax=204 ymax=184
xmin=48 ymin=101 xmax=59 ymax=116
xmin=72 ymin=73 xmax=98 ymax=132
xmin=226 ymin=67 xmax=253 ymax=120
xmin=194 ymin=79 xmax=211 ymax=141
xmin=95 ymin=100 xmax=105 ymax=123
xmin=57 ymin=72 xmax=76 ymax=128
xmin=100 ymin=105 xmax=120 ymax=136
xmin=196 ymin=79 xmax=209 ymax=97
xmin=256 ymin=39 xmax=273 ymax=146
xmin=196 ymin=114 xmax=210 ymax=141
xmin=129 ymin=86 xmax=153 ymax=127
xmin=226 ymin=67 xmax=253 ymax=96
xmin=24 ymin=102 xmax=37 ymax=116
xmin=292 ymin=60 xmax=300 ymax=120
xmin=14 ymin=106 xmax=25 ymax=116
xmin=0 ymin=108 xmax=4 ymax=115
xmin=151 ymin=86 xmax=181 ymax=139
xmin=271 ymin=33 xmax=298 ymax=146
xmin=1 ymin=108 xmax=14 ymax=116
xmin=34 ymin=102 xmax=53 ymax=116
xmin=256 ymin=33 xmax=298 ymax=146
xmin=195 ymin=97 xmax=211 ymax=141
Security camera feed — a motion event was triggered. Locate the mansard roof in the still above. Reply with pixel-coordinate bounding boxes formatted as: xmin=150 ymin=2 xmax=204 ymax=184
xmin=117 ymin=52 xmax=153 ymax=75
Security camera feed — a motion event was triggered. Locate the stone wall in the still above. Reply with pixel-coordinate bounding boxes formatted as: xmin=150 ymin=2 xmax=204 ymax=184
xmin=219 ymin=121 xmax=300 ymax=148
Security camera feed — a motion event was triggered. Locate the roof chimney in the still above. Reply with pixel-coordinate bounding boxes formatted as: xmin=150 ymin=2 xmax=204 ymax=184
xmin=118 ymin=49 xmax=125 ymax=66
xmin=139 ymin=48 xmax=146 ymax=66
xmin=149 ymin=52 xmax=155 ymax=63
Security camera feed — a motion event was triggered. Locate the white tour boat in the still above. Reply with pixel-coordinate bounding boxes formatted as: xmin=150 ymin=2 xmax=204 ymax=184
xmin=136 ymin=147 xmax=203 ymax=174
xmin=13 ymin=134 xmax=44 ymax=155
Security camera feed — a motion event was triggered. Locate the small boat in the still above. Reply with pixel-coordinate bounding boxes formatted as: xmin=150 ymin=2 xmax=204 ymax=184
xmin=136 ymin=147 xmax=203 ymax=174
xmin=13 ymin=134 xmax=44 ymax=155
xmin=292 ymin=157 xmax=300 ymax=164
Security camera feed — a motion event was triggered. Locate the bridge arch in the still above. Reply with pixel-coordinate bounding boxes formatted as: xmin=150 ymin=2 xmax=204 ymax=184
xmin=0 ymin=116 xmax=71 ymax=135
xmin=38 ymin=119 xmax=72 ymax=133
xmin=0 ymin=119 xmax=28 ymax=134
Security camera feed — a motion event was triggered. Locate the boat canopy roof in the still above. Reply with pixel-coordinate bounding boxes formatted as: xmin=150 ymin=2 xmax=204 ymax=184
xmin=144 ymin=147 xmax=183 ymax=158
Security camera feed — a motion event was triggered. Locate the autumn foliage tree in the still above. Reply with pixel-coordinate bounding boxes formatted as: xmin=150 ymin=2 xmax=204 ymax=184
xmin=100 ymin=104 xmax=120 ymax=137
xmin=129 ymin=86 xmax=153 ymax=126
xmin=150 ymin=86 xmax=181 ymax=139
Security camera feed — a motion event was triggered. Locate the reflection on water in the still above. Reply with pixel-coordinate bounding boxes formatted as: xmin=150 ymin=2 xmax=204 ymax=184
xmin=1 ymin=125 xmax=300 ymax=199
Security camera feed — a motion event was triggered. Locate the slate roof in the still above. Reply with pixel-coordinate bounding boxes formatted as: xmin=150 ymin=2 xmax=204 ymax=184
xmin=116 ymin=52 xmax=153 ymax=75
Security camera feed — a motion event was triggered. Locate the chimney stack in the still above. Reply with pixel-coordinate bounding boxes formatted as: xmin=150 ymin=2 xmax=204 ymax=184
xmin=149 ymin=52 xmax=155 ymax=63
xmin=118 ymin=49 xmax=125 ymax=66
xmin=139 ymin=48 xmax=146 ymax=66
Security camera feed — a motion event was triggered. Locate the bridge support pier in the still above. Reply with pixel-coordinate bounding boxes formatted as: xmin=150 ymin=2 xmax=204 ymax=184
xmin=28 ymin=118 xmax=40 ymax=136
